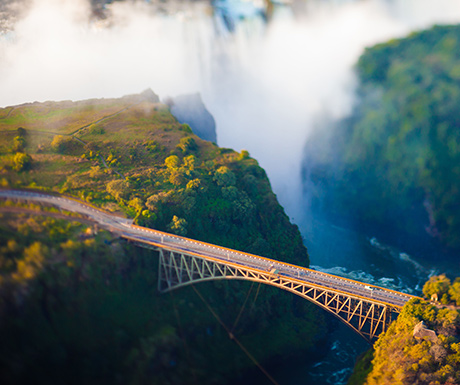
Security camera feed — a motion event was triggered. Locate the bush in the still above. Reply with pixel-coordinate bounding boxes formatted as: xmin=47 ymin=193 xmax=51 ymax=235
xmin=213 ymin=166 xmax=236 ymax=187
xmin=164 ymin=155 xmax=180 ymax=169
xmin=12 ymin=152 xmax=32 ymax=172
xmin=177 ymin=137 xmax=197 ymax=153
xmin=51 ymin=135 xmax=74 ymax=154
xmin=106 ymin=179 xmax=130 ymax=200
xmin=12 ymin=136 xmax=25 ymax=152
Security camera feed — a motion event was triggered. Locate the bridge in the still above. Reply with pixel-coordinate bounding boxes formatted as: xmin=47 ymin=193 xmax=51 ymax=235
xmin=0 ymin=189 xmax=419 ymax=343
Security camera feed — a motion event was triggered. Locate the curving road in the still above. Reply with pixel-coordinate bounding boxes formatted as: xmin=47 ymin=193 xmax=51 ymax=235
xmin=0 ymin=189 xmax=419 ymax=308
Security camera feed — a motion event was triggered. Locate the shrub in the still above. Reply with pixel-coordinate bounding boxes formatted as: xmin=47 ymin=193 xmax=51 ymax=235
xmin=213 ymin=166 xmax=236 ymax=187
xmin=12 ymin=152 xmax=32 ymax=171
xmin=51 ymin=135 xmax=73 ymax=154
xmin=165 ymin=155 xmax=180 ymax=169
xmin=106 ymin=179 xmax=130 ymax=200
xmin=177 ymin=137 xmax=197 ymax=153
xmin=12 ymin=136 xmax=25 ymax=152
xmin=168 ymin=215 xmax=188 ymax=235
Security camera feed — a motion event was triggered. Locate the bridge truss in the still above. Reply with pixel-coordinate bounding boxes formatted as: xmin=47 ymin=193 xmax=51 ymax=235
xmin=134 ymin=241 xmax=400 ymax=343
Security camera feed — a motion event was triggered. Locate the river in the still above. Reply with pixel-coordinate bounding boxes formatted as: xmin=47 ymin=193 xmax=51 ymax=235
xmin=2 ymin=0 xmax=460 ymax=384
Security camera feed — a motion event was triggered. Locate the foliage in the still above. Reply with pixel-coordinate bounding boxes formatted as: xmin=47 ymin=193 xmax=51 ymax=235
xmin=213 ymin=166 xmax=236 ymax=187
xmin=168 ymin=215 xmax=188 ymax=235
xmin=12 ymin=136 xmax=25 ymax=152
xmin=423 ymin=274 xmax=452 ymax=304
xmin=0 ymin=212 xmax=322 ymax=385
xmin=0 ymin=92 xmax=317 ymax=384
xmin=306 ymin=24 xmax=460 ymax=248
xmin=106 ymin=179 xmax=130 ymax=201
xmin=12 ymin=152 xmax=32 ymax=171
xmin=50 ymin=135 xmax=74 ymax=153
xmin=351 ymin=277 xmax=460 ymax=385
xmin=177 ymin=136 xmax=197 ymax=153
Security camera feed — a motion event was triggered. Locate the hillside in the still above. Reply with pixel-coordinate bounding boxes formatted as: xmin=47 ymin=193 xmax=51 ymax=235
xmin=304 ymin=24 xmax=460 ymax=249
xmin=0 ymin=92 xmax=325 ymax=384
xmin=349 ymin=275 xmax=460 ymax=385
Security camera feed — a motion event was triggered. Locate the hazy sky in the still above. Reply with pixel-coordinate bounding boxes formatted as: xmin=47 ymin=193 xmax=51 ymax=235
xmin=1 ymin=0 xmax=460 ymax=222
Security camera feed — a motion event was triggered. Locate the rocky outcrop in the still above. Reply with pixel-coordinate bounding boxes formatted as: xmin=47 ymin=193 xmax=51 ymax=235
xmin=167 ymin=93 xmax=217 ymax=143
xmin=413 ymin=321 xmax=438 ymax=343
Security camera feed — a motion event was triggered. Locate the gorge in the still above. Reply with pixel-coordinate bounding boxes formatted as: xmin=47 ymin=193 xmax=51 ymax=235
xmin=2 ymin=0 xmax=460 ymax=384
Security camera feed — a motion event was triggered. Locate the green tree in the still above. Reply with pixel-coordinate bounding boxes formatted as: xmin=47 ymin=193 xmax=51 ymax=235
xmin=213 ymin=166 xmax=236 ymax=187
xmin=448 ymin=279 xmax=460 ymax=306
xmin=106 ymin=179 xmax=130 ymax=200
xmin=12 ymin=136 xmax=25 ymax=152
xmin=423 ymin=274 xmax=451 ymax=303
xmin=238 ymin=150 xmax=250 ymax=160
xmin=12 ymin=152 xmax=32 ymax=171
xmin=183 ymin=155 xmax=197 ymax=170
xmin=13 ymin=242 xmax=47 ymax=282
xmin=168 ymin=215 xmax=188 ymax=235
xmin=169 ymin=169 xmax=186 ymax=186
xmin=128 ymin=197 xmax=144 ymax=212
xmin=177 ymin=136 xmax=197 ymax=153
xmin=51 ymin=135 xmax=73 ymax=153
xmin=164 ymin=155 xmax=180 ymax=169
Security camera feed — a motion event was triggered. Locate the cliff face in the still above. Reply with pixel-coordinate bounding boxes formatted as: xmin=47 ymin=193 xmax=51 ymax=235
xmin=169 ymin=93 xmax=218 ymax=143
xmin=304 ymin=24 xmax=460 ymax=251
xmin=0 ymin=92 xmax=326 ymax=385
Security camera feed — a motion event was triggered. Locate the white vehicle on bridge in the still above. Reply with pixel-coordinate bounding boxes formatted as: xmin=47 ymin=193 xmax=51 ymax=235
xmin=364 ymin=285 xmax=374 ymax=291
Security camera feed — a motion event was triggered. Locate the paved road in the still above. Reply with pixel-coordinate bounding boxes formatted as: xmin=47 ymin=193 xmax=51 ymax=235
xmin=0 ymin=189 xmax=418 ymax=308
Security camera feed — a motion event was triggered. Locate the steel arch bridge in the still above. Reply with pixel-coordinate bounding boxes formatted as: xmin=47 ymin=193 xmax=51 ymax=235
xmin=126 ymin=237 xmax=407 ymax=343
xmin=0 ymin=189 xmax=417 ymax=344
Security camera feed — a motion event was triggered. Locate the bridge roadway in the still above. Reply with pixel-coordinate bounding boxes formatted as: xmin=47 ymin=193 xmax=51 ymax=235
xmin=0 ymin=189 xmax=416 ymax=309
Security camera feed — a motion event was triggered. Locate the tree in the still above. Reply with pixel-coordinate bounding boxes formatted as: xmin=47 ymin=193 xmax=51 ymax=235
xmin=168 ymin=215 xmax=188 ymax=235
xmin=128 ymin=197 xmax=144 ymax=212
xmin=183 ymin=155 xmax=197 ymax=170
xmin=238 ymin=150 xmax=250 ymax=160
xmin=177 ymin=137 xmax=197 ymax=153
xmin=12 ymin=152 xmax=32 ymax=171
xmin=169 ymin=168 xmax=187 ymax=186
xmin=448 ymin=279 xmax=460 ymax=306
xmin=165 ymin=155 xmax=180 ymax=169
xmin=51 ymin=135 xmax=73 ymax=153
xmin=13 ymin=242 xmax=47 ymax=282
xmin=106 ymin=179 xmax=130 ymax=200
xmin=423 ymin=274 xmax=451 ymax=303
xmin=213 ymin=166 xmax=236 ymax=187
xmin=186 ymin=178 xmax=201 ymax=191
xmin=12 ymin=136 xmax=25 ymax=152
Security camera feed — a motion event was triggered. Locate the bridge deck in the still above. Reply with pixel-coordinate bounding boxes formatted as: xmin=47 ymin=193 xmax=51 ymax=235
xmin=122 ymin=226 xmax=417 ymax=309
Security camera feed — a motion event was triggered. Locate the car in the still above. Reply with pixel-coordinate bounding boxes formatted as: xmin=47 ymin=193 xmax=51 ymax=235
xmin=364 ymin=285 xmax=374 ymax=291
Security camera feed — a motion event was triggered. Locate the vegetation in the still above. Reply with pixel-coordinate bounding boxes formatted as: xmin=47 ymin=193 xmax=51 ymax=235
xmin=349 ymin=275 xmax=460 ymax=385
xmin=0 ymin=92 xmax=325 ymax=384
xmin=305 ymin=24 xmax=460 ymax=249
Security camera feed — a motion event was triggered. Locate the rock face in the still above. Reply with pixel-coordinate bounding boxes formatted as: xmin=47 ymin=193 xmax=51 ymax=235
xmin=413 ymin=321 xmax=438 ymax=343
xmin=168 ymin=93 xmax=217 ymax=143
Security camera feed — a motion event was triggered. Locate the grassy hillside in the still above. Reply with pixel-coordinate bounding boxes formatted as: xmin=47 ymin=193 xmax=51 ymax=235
xmin=0 ymin=91 xmax=325 ymax=384
xmin=0 ymin=90 xmax=306 ymax=263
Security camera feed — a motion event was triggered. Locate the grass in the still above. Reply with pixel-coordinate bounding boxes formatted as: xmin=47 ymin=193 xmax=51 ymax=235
xmin=0 ymin=98 xmax=136 ymax=134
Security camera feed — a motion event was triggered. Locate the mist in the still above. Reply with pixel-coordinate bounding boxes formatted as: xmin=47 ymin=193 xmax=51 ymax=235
xmin=1 ymin=0 xmax=460 ymax=223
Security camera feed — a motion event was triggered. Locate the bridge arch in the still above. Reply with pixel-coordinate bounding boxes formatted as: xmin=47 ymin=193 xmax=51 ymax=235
xmin=149 ymin=246 xmax=399 ymax=343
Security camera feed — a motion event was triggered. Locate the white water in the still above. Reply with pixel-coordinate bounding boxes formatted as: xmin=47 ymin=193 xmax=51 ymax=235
xmin=2 ymin=0 xmax=460 ymax=224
